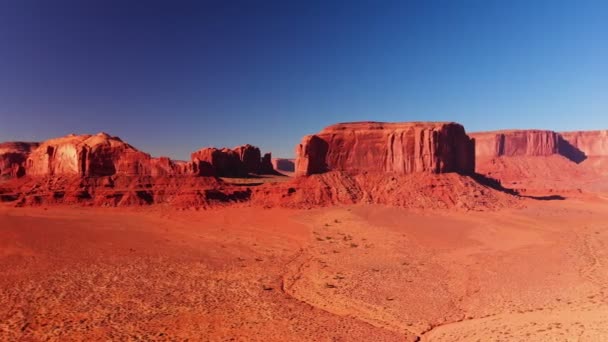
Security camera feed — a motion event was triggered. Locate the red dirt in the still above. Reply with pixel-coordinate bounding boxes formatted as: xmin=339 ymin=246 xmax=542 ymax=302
xmin=2 ymin=196 xmax=608 ymax=341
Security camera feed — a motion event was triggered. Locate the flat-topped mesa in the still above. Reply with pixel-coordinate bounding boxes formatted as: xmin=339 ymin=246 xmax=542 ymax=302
xmin=295 ymin=121 xmax=475 ymax=176
xmin=0 ymin=142 xmax=40 ymax=178
xmin=272 ymin=158 xmax=295 ymax=173
xmin=469 ymin=130 xmax=560 ymax=158
xmin=26 ymin=133 xmax=152 ymax=177
xmin=560 ymin=130 xmax=608 ymax=157
xmin=190 ymin=144 xmax=276 ymax=177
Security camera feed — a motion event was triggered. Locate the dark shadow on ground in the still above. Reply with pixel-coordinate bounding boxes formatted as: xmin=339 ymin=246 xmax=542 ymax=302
xmin=471 ymin=173 xmax=566 ymax=201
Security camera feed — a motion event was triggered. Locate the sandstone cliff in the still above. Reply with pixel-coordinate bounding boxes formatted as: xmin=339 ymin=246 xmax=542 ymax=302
xmin=0 ymin=142 xmax=40 ymax=178
xmin=295 ymin=122 xmax=475 ymax=176
xmin=469 ymin=130 xmax=560 ymax=157
xmin=560 ymin=130 xmax=608 ymax=157
xmin=191 ymin=145 xmax=276 ymax=177
xmin=25 ymin=133 xmax=151 ymax=177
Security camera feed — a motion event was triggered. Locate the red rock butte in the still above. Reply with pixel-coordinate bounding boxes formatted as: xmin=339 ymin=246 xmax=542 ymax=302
xmin=295 ymin=121 xmax=475 ymax=176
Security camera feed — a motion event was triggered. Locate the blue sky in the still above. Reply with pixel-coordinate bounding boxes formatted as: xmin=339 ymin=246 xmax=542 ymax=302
xmin=0 ymin=0 xmax=606 ymax=159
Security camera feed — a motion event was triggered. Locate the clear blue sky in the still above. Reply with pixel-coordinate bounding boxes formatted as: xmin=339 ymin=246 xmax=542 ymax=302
xmin=0 ymin=0 xmax=606 ymax=159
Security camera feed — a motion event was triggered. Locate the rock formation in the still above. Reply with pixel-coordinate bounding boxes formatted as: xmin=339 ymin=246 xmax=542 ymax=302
xmin=191 ymin=145 xmax=276 ymax=177
xmin=25 ymin=133 xmax=152 ymax=177
xmin=469 ymin=129 xmax=606 ymax=190
xmin=260 ymin=153 xmax=276 ymax=174
xmin=470 ymin=130 xmax=560 ymax=158
xmin=0 ymin=142 xmax=39 ymax=178
xmin=560 ymin=130 xmax=608 ymax=157
xmin=295 ymin=122 xmax=475 ymax=176
xmin=191 ymin=147 xmax=243 ymax=177
xmin=233 ymin=144 xmax=262 ymax=174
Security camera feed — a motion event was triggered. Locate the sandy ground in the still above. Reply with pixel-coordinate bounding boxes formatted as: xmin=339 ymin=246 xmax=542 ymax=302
xmin=1 ymin=196 xmax=608 ymax=341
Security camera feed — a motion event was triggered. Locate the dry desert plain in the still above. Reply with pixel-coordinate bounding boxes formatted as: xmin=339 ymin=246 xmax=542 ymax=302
xmin=2 ymin=194 xmax=608 ymax=341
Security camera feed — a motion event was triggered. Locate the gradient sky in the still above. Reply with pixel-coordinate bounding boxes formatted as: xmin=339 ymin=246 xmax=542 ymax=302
xmin=0 ymin=0 xmax=606 ymax=159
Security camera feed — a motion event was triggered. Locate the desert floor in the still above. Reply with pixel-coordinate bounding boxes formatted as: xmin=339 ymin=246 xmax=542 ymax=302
xmin=2 ymin=196 xmax=608 ymax=341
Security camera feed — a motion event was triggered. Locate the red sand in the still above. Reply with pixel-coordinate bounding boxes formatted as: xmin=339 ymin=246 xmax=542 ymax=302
xmin=2 ymin=195 xmax=608 ymax=341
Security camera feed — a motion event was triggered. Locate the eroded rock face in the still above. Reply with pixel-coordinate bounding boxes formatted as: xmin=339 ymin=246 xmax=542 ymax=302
xmin=469 ymin=130 xmax=560 ymax=158
xmin=295 ymin=122 xmax=475 ymax=176
xmin=191 ymin=145 xmax=275 ymax=177
xmin=0 ymin=142 xmax=40 ymax=178
xmin=560 ymin=131 xmax=608 ymax=157
xmin=260 ymin=153 xmax=276 ymax=174
xmin=233 ymin=145 xmax=262 ymax=174
xmin=26 ymin=133 xmax=152 ymax=177
xmin=191 ymin=148 xmax=243 ymax=177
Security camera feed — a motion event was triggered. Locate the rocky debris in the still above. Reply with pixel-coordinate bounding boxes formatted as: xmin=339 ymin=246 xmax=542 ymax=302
xmin=251 ymin=171 xmax=520 ymax=210
xmin=0 ymin=142 xmax=39 ymax=178
xmin=295 ymin=122 xmax=475 ymax=176
xmin=150 ymin=157 xmax=191 ymax=177
xmin=272 ymin=158 xmax=295 ymax=173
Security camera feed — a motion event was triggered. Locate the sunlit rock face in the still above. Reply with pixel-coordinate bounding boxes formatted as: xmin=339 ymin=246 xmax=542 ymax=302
xmin=25 ymin=133 xmax=151 ymax=177
xmin=560 ymin=130 xmax=608 ymax=157
xmin=470 ymin=130 xmax=560 ymax=158
xmin=295 ymin=121 xmax=475 ymax=176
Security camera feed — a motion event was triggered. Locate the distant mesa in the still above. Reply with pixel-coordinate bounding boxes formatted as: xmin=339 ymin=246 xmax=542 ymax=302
xmin=191 ymin=144 xmax=277 ymax=177
xmin=469 ymin=130 xmax=561 ymax=158
xmin=469 ymin=129 xmax=608 ymax=190
xmin=295 ymin=121 xmax=475 ymax=176
xmin=272 ymin=158 xmax=295 ymax=173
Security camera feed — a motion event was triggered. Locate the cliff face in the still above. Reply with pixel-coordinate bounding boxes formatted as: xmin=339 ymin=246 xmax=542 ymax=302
xmin=295 ymin=122 xmax=475 ymax=176
xmin=25 ymin=133 xmax=152 ymax=177
xmin=560 ymin=130 xmax=608 ymax=157
xmin=469 ymin=130 xmax=560 ymax=158
xmin=0 ymin=142 xmax=40 ymax=178
xmin=190 ymin=145 xmax=276 ymax=177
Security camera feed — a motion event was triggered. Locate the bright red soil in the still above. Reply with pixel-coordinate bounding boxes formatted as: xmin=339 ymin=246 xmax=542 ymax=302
xmin=2 ymin=194 xmax=608 ymax=341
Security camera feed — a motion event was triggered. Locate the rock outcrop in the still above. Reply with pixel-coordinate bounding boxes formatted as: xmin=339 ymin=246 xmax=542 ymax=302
xmin=25 ymin=133 xmax=152 ymax=177
xmin=191 ymin=145 xmax=276 ymax=177
xmin=0 ymin=142 xmax=40 ymax=178
xmin=191 ymin=148 xmax=243 ymax=177
xmin=295 ymin=122 xmax=475 ymax=176
xmin=260 ymin=153 xmax=276 ymax=174
xmin=469 ymin=130 xmax=560 ymax=158
xmin=560 ymin=130 xmax=608 ymax=157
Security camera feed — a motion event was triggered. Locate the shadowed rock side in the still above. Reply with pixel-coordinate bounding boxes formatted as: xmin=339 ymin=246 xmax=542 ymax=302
xmin=560 ymin=130 xmax=608 ymax=157
xmin=272 ymin=158 xmax=295 ymax=173
xmin=295 ymin=122 xmax=475 ymax=176
xmin=191 ymin=145 xmax=277 ymax=177
xmin=560 ymin=130 xmax=608 ymax=175
xmin=0 ymin=142 xmax=40 ymax=178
